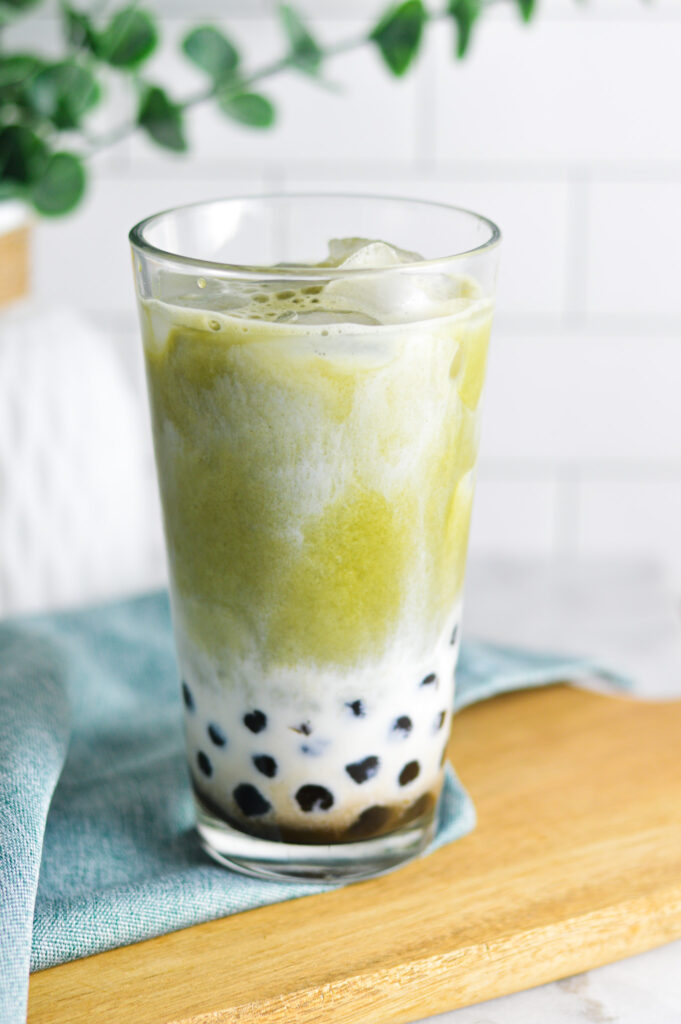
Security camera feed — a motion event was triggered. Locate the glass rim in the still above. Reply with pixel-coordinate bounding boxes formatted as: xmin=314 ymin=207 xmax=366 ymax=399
xmin=128 ymin=192 xmax=502 ymax=280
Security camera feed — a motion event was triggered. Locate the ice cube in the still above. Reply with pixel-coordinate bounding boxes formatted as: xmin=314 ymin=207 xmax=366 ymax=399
xmin=320 ymin=238 xmax=464 ymax=325
xmin=323 ymin=237 xmax=423 ymax=268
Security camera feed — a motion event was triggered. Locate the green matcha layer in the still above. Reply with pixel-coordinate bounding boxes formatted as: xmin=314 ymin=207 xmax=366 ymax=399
xmin=142 ymin=285 xmax=491 ymax=678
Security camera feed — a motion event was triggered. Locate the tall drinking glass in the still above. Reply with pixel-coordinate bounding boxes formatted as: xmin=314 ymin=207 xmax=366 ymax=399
xmin=130 ymin=195 xmax=500 ymax=882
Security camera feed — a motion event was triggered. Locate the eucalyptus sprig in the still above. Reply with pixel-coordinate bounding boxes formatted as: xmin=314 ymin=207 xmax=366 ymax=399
xmin=0 ymin=0 xmax=536 ymax=217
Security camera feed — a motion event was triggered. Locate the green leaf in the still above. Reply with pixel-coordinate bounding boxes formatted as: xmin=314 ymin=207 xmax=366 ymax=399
xmin=370 ymin=0 xmax=426 ymax=76
xmin=98 ymin=7 xmax=158 ymax=68
xmin=61 ymin=3 xmax=99 ymax=52
xmin=448 ymin=0 xmax=481 ymax=58
xmin=30 ymin=150 xmax=86 ymax=216
xmin=0 ymin=124 xmax=48 ymax=184
xmin=138 ymin=85 xmax=187 ymax=151
xmin=182 ymin=25 xmax=239 ymax=82
xmin=0 ymin=0 xmax=40 ymax=18
xmin=0 ymin=0 xmax=37 ymax=27
xmin=218 ymin=91 xmax=275 ymax=128
xmin=0 ymin=54 xmax=44 ymax=90
xmin=0 ymin=179 xmax=22 ymax=201
xmin=279 ymin=5 xmax=323 ymax=75
xmin=516 ymin=0 xmax=536 ymax=22
xmin=26 ymin=61 xmax=100 ymax=130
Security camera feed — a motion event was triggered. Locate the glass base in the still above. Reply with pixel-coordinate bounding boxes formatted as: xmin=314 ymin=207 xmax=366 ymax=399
xmin=195 ymin=795 xmax=438 ymax=883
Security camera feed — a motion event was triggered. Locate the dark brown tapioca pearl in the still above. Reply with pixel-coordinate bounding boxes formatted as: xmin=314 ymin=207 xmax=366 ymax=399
xmin=197 ymin=750 xmax=213 ymax=778
xmin=243 ymin=709 xmax=267 ymax=734
xmin=252 ymin=754 xmax=277 ymax=778
xmin=346 ymin=804 xmax=392 ymax=839
xmin=450 ymin=624 xmax=458 ymax=646
xmin=234 ymin=783 xmax=271 ymax=817
xmin=433 ymin=710 xmax=447 ymax=733
xmin=207 ymin=722 xmax=226 ymax=747
xmin=420 ymin=673 xmax=438 ymax=689
xmin=399 ymin=760 xmax=420 ymax=786
xmin=181 ymin=681 xmax=194 ymax=711
xmin=295 ymin=784 xmax=334 ymax=812
xmin=392 ymin=715 xmax=413 ymax=737
xmin=401 ymin=791 xmax=435 ymax=826
xmin=290 ymin=721 xmax=313 ymax=735
xmin=345 ymin=755 xmax=380 ymax=785
xmin=345 ymin=699 xmax=366 ymax=718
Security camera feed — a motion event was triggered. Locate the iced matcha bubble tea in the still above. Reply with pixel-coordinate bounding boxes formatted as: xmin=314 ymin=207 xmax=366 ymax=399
xmin=130 ymin=195 xmax=500 ymax=881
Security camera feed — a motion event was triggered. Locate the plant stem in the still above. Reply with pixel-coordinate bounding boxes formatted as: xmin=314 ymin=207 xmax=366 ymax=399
xmin=83 ymin=9 xmax=450 ymax=158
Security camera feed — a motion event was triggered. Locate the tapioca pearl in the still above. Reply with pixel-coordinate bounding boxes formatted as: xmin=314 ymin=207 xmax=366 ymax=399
xmin=290 ymin=721 xmax=312 ymax=735
xmin=233 ymin=783 xmax=271 ymax=817
xmin=253 ymin=754 xmax=277 ymax=778
xmin=399 ymin=760 xmax=420 ymax=786
xmin=295 ymin=784 xmax=334 ymax=812
xmin=207 ymin=722 xmax=227 ymax=747
xmin=411 ymin=792 xmax=434 ymax=816
xmin=347 ymin=804 xmax=391 ymax=838
xmin=345 ymin=699 xmax=365 ymax=718
xmin=197 ymin=751 xmax=213 ymax=778
xmin=345 ymin=755 xmax=380 ymax=785
xmin=243 ymin=709 xmax=267 ymax=734
xmin=392 ymin=715 xmax=413 ymax=737
xmin=402 ymin=791 xmax=435 ymax=825
xmin=450 ymin=624 xmax=458 ymax=646
xmin=181 ymin=681 xmax=194 ymax=711
xmin=433 ymin=710 xmax=447 ymax=733
xmin=420 ymin=673 xmax=438 ymax=689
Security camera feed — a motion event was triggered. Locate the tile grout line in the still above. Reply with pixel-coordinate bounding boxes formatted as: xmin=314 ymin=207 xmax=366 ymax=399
xmin=478 ymin=459 xmax=681 ymax=481
xmin=95 ymin=153 xmax=681 ymax=185
xmin=412 ymin=22 xmax=439 ymax=170
xmin=552 ymin=467 xmax=581 ymax=559
xmin=562 ymin=167 xmax=590 ymax=332
xmin=104 ymin=158 xmax=681 ymax=183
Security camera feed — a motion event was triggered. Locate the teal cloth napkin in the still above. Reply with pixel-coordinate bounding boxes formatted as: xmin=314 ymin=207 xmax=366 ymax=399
xmin=0 ymin=591 xmax=628 ymax=1023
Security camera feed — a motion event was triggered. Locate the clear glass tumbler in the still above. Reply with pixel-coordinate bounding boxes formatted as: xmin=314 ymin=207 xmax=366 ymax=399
xmin=130 ymin=195 xmax=500 ymax=882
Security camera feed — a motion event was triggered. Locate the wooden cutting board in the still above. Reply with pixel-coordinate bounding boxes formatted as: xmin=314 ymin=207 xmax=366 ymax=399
xmin=28 ymin=685 xmax=681 ymax=1024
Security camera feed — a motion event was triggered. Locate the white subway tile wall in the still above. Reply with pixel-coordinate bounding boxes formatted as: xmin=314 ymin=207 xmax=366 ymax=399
xmin=585 ymin=181 xmax=681 ymax=319
xmin=578 ymin=478 xmax=681 ymax=586
xmin=27 ymin=0 xmax=681 ymax=586
xmin=429 ymin=16 xmax=681 ymax=164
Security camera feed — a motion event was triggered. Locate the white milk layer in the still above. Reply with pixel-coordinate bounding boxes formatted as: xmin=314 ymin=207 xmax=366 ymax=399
xmin=179 ymin=604 xmax=461 ymax=836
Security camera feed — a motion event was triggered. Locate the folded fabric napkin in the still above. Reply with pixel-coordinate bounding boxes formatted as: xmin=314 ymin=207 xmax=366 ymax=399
xmin=0 ymin=590 xmax=629 ymax=1023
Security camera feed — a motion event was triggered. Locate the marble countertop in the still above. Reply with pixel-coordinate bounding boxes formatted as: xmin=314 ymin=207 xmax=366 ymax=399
xmin=416 ymin=938 xmax=681 ymax=1024
xmin=415 ymin=557 xmax=681 ymax=1024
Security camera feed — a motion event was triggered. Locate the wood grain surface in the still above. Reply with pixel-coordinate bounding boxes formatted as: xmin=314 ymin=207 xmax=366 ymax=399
xmin=28 ymin=685 xmax=681 ymax=1024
